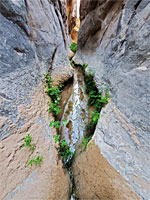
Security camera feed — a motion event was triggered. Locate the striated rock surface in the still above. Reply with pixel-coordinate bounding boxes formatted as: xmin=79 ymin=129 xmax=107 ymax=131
xmin=1 ymin=0 xmax=150 ymax=199
xmin=0 ymin=86 xmax=71 ymax=200
xmin=73 ymin=141 xmax=140 ymax=200
xmin=74 ymin=0 xmax=150 ymax=199
xmin=66 ymin=0 xmax=80 ymax=43
xmin=0 ymin=0 xmax=72 ymax=199
xmin=67 ymin=0 xmax=77 ymax=35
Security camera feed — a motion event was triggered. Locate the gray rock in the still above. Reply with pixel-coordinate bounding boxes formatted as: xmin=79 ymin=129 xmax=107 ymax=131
xmin=0 ymin=10 xmax=36 ymax=139
xmin=0 ymin=0 xmax=72 ymax=139
xmin=75 ymin=0 xmax=150 ymax=199
xmin=0 ymin=1 xmax=71 ymax=199
xmin=0 ymin=0 xmax=30 ymax=35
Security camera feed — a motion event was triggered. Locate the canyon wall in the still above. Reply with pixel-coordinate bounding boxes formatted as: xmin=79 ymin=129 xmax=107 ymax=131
xmin=0 ymin=0 xmax=150 ymax=199
xmin=74 ymin=0 xmax=150 ymax=199
xmin=0 ymin=0 xmax=72 ymax=199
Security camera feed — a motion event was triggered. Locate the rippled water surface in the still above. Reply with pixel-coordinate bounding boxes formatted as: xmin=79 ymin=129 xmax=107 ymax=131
xmin=61 ymin=69 xmax=89 ymax=152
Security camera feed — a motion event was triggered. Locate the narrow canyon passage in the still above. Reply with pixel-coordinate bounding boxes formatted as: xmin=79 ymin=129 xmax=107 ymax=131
xmin=0 ymin=0 xmax=150 ymax=199
xmin=61 ymin=68 xmax=88 ymax=152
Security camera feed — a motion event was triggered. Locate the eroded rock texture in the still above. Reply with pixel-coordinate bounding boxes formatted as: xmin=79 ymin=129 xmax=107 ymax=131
xmin=73 ymin=141 xmax=140 ymax=200
xmin=67 ymin=0 xmax=77 ymax=34
xmin=0 ymin=0 xmax=72 ymax=199
xmin=74 ymin=0 xmax=150 ymax=199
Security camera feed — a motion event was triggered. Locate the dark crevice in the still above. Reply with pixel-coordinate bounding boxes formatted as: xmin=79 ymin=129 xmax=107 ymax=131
xmin=58 ymin=0 xmax=67 ymax=22
xmin=67 ymin=60 xmax=109 ymax=200
xmin=120 ymin=39 xmax=127 ymax=48
xmin=116 ymin=11 xmax=123 ymax=36
xmin=127 ymin=0 xmax=143 ymax=26
xmin=134 ymin=0 xmax=142 ymax=10
xmin=24 ymin=0 xmax=28 ymax=9
xmin=14 ymin=48 xmax=25 ymax=54
xmin=127 ymin=11 xmax=136 ymax=26
xmin=40 ymin=0 xmax=44 ymax=8
xmin=16 ymin=20 xmax=30 ymax=37
xmin=48 ymin=47 xmax=58 ymax=74
xmin=98 ymin=24 xmax=110 ymax=48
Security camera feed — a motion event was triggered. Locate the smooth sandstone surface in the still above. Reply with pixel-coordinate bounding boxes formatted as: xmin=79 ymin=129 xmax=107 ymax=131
xmin=74 ymin=0 xmax=150 ymax=199
xmin=0 ymin=0 xmax=72 ymax=199
xmin=73 ymin=141 xmax=140 ymax=200
xmin=0 ymin=0 xmax=150 ymax=199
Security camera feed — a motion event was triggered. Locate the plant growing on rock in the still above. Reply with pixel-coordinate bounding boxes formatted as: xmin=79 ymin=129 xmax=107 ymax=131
xmin=22 ymin=134 xmax=44 ymax=167
xmin=70 ymin=42 xmax=77 ymax=53
xmin=81 ymin=63 xmax=88 ymax=73
xmin=49 ymin=120 xmax=69 ymax=128
xmin=70 ymin=61 xmax=75 ymax=68
xmin=44 ymin=73 xmax=64 ymax=117
xmin=22 ymin=134 xmax=35 ymax=152
xmin=27 ymin=155 xmax=43 ymax=166
xmin=91 ymin=110 xmax=100 ymax=124
xmin=53 ymin=134 xmax=60 ymax=143
xmin=84 ymin=72 xmax=109 ymax=116
xmin=53 ymin=134 xmax=74 ymax=166
xmin=81 ymin=136 xmax=92 ymax=150
xmin=74 ymin=62 xmax=109 ymax=139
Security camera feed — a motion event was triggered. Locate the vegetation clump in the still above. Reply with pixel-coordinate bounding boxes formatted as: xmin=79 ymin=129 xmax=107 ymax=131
xmin=81 ymin=136 xmax=92 ymax=150
xmin=67 ymin=61 xmax=109 ymax=149
xmin=53 ymin=134 xmax=74 ymax=167
xmin=73 ymin=63 xmax=109 ymax=144
xmin=22 ymin=134 xmax=35 ymax=152
xmin=22 ymin=134 xmax=43 ymax=167
xmin=49 ymin=120 xmax=68 ymax=128
xmin=70 ymin=42 xmax=77 ymax=53
xmin=27 ymin=156 xmax=43 ymax=166
xmin=44 ymin=74 xmax=63 ymax=117
xmin=81 ymin=63 xmax=88 ymax=73
xmin=85 ymin=72 xmax=109 ymax=136
xmin=84 ymin=72 xmax=109 ymax=124
xmin=77 ymin=62 xmax=109 ymax=123
xmin=44 ymin=74 xmax=73 ymax=167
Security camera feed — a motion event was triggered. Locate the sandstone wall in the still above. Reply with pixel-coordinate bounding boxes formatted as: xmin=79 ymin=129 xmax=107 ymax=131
xmin=0 ymin=0 xmax=72 ymax=199
xmin=73 ymin=141 xmax=140 ymax=200
xmin=74 ymin=0 xmax=150 ymax=199
xmin=67 ymin=0 xmax=77 ymax=34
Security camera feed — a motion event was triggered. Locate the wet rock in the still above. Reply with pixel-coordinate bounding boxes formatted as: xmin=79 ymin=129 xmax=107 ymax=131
xmin=74 ymin=0 xmax=150 ymax=199
xmin=61 ymin=69 xmax=88 ymax=151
